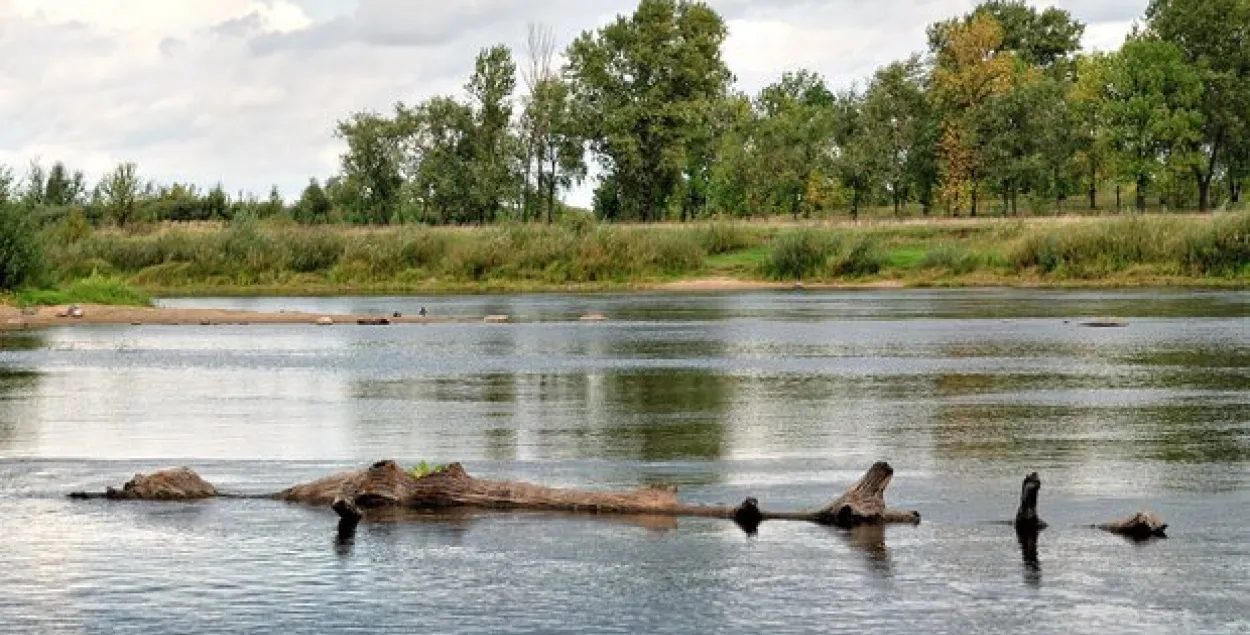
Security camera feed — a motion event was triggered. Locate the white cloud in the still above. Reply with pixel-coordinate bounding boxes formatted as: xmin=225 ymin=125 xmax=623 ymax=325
xmin=0 ymin=0 xmax=1145 ymax=204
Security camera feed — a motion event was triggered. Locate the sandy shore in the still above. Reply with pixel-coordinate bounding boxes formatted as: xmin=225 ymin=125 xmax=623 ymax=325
xmin=0 ymin=304 xmax=468 ymax=330
xmin=0 ymin=278 xmax=896 ymax=329
xmin=652 ymin=278 xmax=905 ymax=291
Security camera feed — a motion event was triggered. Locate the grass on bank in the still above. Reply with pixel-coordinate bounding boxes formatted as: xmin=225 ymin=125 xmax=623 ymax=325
xmin=28 ymin=211 xmax=1250 ymax=295
xmin=11 ymin=275 xmax=153 ymax=307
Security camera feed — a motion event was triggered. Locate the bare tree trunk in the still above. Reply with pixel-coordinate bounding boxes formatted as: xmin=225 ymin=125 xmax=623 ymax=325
xmin=1195 ymin=167 xmax=1212 ymax=212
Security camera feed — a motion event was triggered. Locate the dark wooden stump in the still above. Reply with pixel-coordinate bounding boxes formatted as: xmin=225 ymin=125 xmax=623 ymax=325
xmin=1014 ymin=472 xmax=1048 ymax=531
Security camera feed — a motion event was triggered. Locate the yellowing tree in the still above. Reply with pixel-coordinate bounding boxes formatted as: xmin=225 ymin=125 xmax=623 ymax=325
xmin=932 ymin=14 xmax=1019 ymax=216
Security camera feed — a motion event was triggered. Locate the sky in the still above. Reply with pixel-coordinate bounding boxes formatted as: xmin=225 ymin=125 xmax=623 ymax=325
xmin=0 ymin=0 xmax=1147 ymax=205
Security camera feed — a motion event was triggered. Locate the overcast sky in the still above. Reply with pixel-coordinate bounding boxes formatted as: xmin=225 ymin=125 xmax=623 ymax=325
xmin=0 ymin=0 xmax=1146 ymax=205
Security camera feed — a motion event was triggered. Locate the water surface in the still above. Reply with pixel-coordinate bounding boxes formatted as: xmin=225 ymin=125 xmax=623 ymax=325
xmin=1 ymin=289 xmax=1246 ymax=634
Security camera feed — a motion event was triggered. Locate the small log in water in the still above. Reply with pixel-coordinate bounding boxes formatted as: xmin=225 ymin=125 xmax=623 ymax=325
xmin=1098 ymin=511 xmax=1168 ymax=539
xmin=69 ymin=460 xmax=921 ymax=533
xmin=68 ymin=466 xmax=217 ymax=501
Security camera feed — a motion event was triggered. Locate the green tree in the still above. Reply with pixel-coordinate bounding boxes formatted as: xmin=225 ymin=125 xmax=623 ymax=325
xmin=706 ymin=93 xmax=757 ymax=217
xmin=929 ymin=1 xmax=1085 ymax=73
xmin=44 ymin=161 xmax=86 ymax=207
xmin=1145 ymin=0 xmax=1250 ymax=211
xmin=465 ymin=44 xmax=518 ymax=224
xmin=1070 ymin=52 xmax=1117 ymax=210
xmin=399 ymin=96 xmax=476 ymax=224
xmin=861 ymin=57 xmax=931 ymax=215
xmin=0 ymin=203 xmax=42 ymax=290
xmin=264 ymin=186 xmax=284 ymax=218
xmin=294 ymin=178 xmax=333 ymax=224
xmin=526 ymin=77 xmax=587 ymax=223
xmin=336 ymin=112 xmax=404 ymax=224
xmin=1102 ymin=39 xmax=1204 ymax=213
xmin=832 ymin=89 xmax=879 ymax=221
xmin=97 ymin=162 xmax=141 ymax=227
xmin=567 ymin=0 xmax=732 ymax=222
xmin=0 ymin=166 xmax=15 ymax=205
xmin=22 ymin=160 xmax=46 ymax=207
xmin=205 ymin=183 xmax=231 ymax=221
xmin=751 ymin=70 xmax=837 ymax=218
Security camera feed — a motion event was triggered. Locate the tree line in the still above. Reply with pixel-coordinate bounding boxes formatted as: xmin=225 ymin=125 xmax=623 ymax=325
xmin=3 ymin=0 xmax=1247 ymax=228
xmin=330 ymin=0 xmax=1248 ymax=222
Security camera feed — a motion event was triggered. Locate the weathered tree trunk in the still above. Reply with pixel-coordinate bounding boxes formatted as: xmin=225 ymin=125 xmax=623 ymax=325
xmin=281 ymin=460 xmax=920 ymax=534
xmin=1098 ymin=511 xmax=1168 ymax=539
xmin=70 ymin=460 xmax=921 ymax=535
xmin=1014 ymin=472 xmax=1047 ymax=531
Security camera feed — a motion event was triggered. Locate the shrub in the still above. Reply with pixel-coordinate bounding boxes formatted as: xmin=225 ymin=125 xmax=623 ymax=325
xmin=920 ymin=245 xmax=983 ymax=275
xmin=0 ymin=205 xmax=44 ymax=290
xmin=761 ymin=230 xmax=836 ymax=280
xmin=827 ymin=236 xmax=885 ymax=277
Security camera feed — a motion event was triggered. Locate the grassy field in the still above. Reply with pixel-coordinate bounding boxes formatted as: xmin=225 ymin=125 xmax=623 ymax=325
xmin=17 ymin=211 xmax=1249 ymax=302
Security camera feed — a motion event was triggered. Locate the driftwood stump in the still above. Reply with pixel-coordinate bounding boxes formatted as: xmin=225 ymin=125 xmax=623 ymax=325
xmin=69 ymin=460 xmax=921 ymax=535
xmin=1014 ymin=472 xmax=1048 ymax=531
xmin=1098 ymin=511 xmax=1168 ymax=539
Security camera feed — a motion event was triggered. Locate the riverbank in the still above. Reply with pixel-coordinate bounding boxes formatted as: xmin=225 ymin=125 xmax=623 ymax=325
xmin=0 ymin=303 xmax=472 ymax=330
xmin=20 ymin=212 xmax=1249 ymax=299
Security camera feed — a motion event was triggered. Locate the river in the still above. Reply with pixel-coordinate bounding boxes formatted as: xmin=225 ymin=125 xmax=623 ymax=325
xmin=1 ymin=289 xmax=1246 ymax=634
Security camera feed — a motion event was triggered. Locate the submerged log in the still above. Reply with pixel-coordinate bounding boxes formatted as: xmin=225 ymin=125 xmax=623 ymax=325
xmin=70 ymin=460 xmax=921 ymax=532
xmin=68 ymin=466 xmax=217 ymax=501
xmin=1097 ymin=511 xmax=1168 ymax=539
xmin=277 ymin=460 xmax=920 ymax=531
xmin=1014 ymin=472 xmax=1048 ymax=531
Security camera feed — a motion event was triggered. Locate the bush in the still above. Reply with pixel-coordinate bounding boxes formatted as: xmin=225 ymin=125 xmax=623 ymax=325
xmin=827 ymin=236 xmax=885 ymax=277
xmin=1180 ymin=211 xmax=1250 ymax=276
xmin=16 ymin=275 xmax=151 ymax=306
xmin=920 ymin=245 xmax=983 ymax=275
xmin=698 ymin=220 xmax=762 ymax=255
xmin=761 ymin=231 xmax=836 ymax=280
xmin=0 ymin=205 xmax=44 ymax=290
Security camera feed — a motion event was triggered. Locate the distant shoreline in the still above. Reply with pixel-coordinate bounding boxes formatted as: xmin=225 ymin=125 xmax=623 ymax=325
xmin=2 ymin=278 xmax=1242 ymax=332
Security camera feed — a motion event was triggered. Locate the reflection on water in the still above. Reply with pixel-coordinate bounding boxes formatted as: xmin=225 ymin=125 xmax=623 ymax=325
xmin=1 ymin=289 xmax=1248 ymax=634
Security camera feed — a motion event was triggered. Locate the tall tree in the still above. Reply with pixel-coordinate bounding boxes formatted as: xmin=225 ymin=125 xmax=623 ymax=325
xmin=527 ymin=77 xmax=586 ymax=223
xmin=336 ymin=112 xmax=405 ymax=224
xmin=751 ymin=70 xmax=837 ymax=218
xmin=566 ymin=0 xmax=732 ymax=222
xmin=294 ymin=178 xmax=333 ymax=224
xmin=832 ymin=89 xmax=879 ymax=221
xmin=465 ymin=45 xmax=518 ymax=224
xmin=44 ymin=161 xmax=86 ymax=206
xmin=1101 ymin=38 xmax=1203 ymax=213
xmin=398 ymin=96 xmax=476 ymax=224
xmin=1145 ymin=0 xmax=1250 ymax=211
xmin=932 ymin=13 xmax=1019 ymax=216
xmin=22 ymin=160 xmax=46 ymax=207
xmin=861 ymin=57 xmax=931 ymax=215
xmin=520 ymin=23 xmax=558 ymax=222
xmin=929 ymin=1 xmax=1085 ymax=73
xmin=97 ymin=162 xmax=141 ymax=227
xmin=1070 ymin=52 xmax=1117 ymax=210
